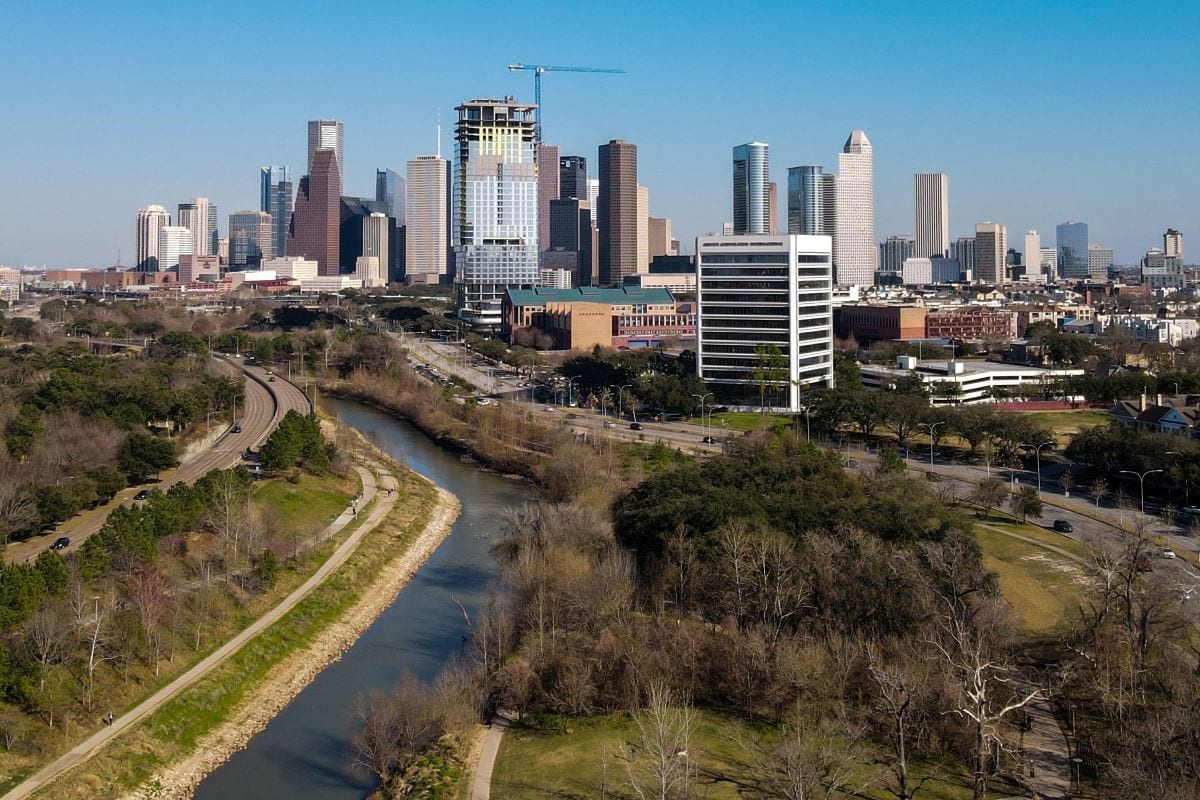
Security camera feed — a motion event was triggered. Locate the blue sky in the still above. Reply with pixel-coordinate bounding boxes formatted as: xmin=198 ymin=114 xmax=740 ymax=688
xmin=1 ymin=0 xmax=1197 ymax=267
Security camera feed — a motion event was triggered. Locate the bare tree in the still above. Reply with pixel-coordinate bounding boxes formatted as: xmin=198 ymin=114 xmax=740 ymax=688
xmin=0 ymin=483 xmax=36 ymax=550
xmin=72 ymin=583 xmax=118 ymax=711
xmin=125 ymin=563 xmax=171 ymax=675
xmin=971 ymin=478 xmax=1006 ymax=520
xmin=867 ymin=644 xmax=933 ymax=800
xmin=1089 ymin=478 xmax=1109 ymax=510
xmin=24 ymin=604 xmax=69 ymax=691
xmin=352 ymin=688 xmax=401 ymax=782
xmin=623 ymin=681 xmax=696 ymax=800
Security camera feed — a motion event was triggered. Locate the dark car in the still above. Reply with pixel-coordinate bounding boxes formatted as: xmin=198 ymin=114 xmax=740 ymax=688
xmin=1052 ymin=519 xmax=1073 ymax=533
xmin=566 ymin=413 xmax=578 ymax=420
xmin=231 ymin=423 xmax=242 ymax=433
xmin=134 ymin=490 xmax=150 ymax=501
xmin=702 ymin=435 xmax=717 ymax=444
xmin=630 ymin=422 xmax=643 ymax=431
xmin=268 ymin=376 xmax=276 ymax=382
xmin=50 ymin=537 xmax=69 ymax=551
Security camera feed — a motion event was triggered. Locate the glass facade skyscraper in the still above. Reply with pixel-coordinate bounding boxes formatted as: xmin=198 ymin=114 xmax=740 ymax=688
xmin=260 ymin=166 xmax=293 ymax=260
xmin=453 ymin=98 xmax=539 ymax=327
xmin=559 ymin=155 xmax=587 ymax=201
xmin=732 ymin=142 xmax=770 ymax=234
xmin=229 ymin=210 xmax=272 ymax=268
xmin=375 ymin=168 xmax=404 ymax=225
xmin=1056 ymin=222 xmax=1089 ymax=278
xmin=787 ymin=165 xmax=825 ymax=236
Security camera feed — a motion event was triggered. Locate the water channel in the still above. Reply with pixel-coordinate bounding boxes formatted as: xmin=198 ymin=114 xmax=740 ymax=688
xmin=194 ymin=397 xmax=528 ymax=799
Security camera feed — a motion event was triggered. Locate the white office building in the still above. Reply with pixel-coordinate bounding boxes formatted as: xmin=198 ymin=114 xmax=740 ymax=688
xmin=1088 ymin=244 xmax=1114 ymax=278
xmin=453 ymin=98 xmax=539 ymax=328
xmin=913 ymin=172 xmax=949 ymax=258
xmin=263 ymin=256 xmax=318 ymax=281
xmin=405 ymin=155 xmax=449 ymax=285
xmin=1040 ymin=247 xmax=1058 ymax=277
xmin=177 ymin=197 xmax=217 ymax=256
xmin=835 ymin=130 xmax=875 ymax=286
xmin=1024 ymin=231 xmax=1042 ymax=277
xmin=307 ymin=119 xmax=344 ymax=181
xmin=157 ymin=225 xmax=193 ymax=271
xmin=135 ymin=205 xmax=170 ymax=271
xmin=356 ymin=256 xmax=386 ymax=288
xmin=901 ymin=257 xmax=933 ymax=285
xmin=696 ymin=234 xmax=834 ymax=411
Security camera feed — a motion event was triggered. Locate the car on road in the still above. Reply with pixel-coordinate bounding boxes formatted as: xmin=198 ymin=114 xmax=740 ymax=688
xmin=231 ymin=423 xmax=241 ymax=433
xmin=630 ymin=422 xmax=643 ymax=431
xmin=1184 ymin=505 xmax=1200 ymax=515
xmin=566 ymin=413 xmax=578 ymax=420
xmin=604 ymin=421 xmax=616 ymax=429
xmin=134 ymin=490 xmax=150 ymax=501
xmin=1052 ymin=519 xmax=1074 ymax=533
xmin=475 ymin=398 xmax=492 ymax=406
xmin=49 ymin=537 xmax=69 ymax=551
xmin=1160 ymin=548 xmax=1177 ymax=559
xmin=543 ymin=406 xmax=556 ymax=412
xmin=1136 ymin=558 xmax=1154 ymax=573
xmin=702 ymin=435 xmax=717 ymax=444
xmin=268 ymin=376 xmax=276 ymax=382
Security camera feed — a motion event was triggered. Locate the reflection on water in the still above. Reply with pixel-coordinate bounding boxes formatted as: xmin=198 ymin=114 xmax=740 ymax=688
xmin=194 ymin=399 xmax=527 ymax=800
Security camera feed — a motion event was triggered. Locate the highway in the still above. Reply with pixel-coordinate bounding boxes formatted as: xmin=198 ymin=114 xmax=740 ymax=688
xmin=6 ymin=357 xmax=312 ymax=564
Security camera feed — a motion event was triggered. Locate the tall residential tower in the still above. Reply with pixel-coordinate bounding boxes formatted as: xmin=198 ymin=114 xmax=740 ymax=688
xmin=135 ymin=205 xmax=170 ymax=271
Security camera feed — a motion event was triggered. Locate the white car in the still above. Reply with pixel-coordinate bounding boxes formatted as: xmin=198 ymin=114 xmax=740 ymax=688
xmin=1183 ymin=505 xmax=1200 ymax=515
xmin=1160 ymin=548 xmax=1177 ymax=559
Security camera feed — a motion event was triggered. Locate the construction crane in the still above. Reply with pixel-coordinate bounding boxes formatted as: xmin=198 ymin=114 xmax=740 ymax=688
xmin=507 ymin=63 xmax=625 ymax=140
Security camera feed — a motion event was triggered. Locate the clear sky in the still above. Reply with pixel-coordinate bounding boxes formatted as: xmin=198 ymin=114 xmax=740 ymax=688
xmin=2 ymin=0 xmax=1197 ymax=267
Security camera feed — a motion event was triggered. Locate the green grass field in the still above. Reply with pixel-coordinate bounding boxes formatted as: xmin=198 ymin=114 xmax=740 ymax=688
xmin=254 ymin=471 xmax=359 ymax=538
xmin=974 ymin=523 xmax=1091 ymax=632
xmin=1017 ymin=409 xmax=1109 ymax=438
xmin=688 ymin=411 xmax=791 ymax=432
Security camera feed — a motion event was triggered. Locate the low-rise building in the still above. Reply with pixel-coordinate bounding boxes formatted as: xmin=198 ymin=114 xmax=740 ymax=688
xmin=924 ymin=307 xmax=1017 ymax=340
xmin=835 ymin=305 xmax=927 ymax=343
xmin=622 ymin=273 xmax=697 ymax=294
xmin=859 ymin=356 xmax=1084 ymax=405
xmin=502 ymin=286 xmax=695 ymax=350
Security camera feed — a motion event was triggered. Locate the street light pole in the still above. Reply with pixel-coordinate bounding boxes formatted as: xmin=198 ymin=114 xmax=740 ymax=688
xmin=1119 ymin=468 xmax=1164 ymax=518
xmin=920 ymin=421 xmax=946 ymax=466
xmin=1020 ymin=439 xmax=1055 ymax=494
xmin=615 ymin=384 xmax=631 ymax=421
xmin=692 ymin=392 xmax=713 ymax=438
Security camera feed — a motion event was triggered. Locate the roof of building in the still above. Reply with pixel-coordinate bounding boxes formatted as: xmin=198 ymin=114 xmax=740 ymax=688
xmin=506 ymin=286 xmax=675 ymax=307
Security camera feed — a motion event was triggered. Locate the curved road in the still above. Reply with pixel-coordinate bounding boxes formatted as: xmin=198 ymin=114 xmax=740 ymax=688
xmin=5 ymin=357 xmax=311 ymax=565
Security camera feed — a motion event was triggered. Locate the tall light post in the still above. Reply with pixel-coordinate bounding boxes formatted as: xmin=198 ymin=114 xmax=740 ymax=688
xmin=1020 ymin=439 xmax=1055 ymax=494
xmin=692 ymin=392 xmax=713 ymax=437
xmin=614 ymin=384 xmax=631 ymax=421
xmin=919 ymin=420 xmax=946 ymax=466
xmin=1119 ymin=468 xmax=1164 ymax=518
xmin=567 ymin=378 xmax=580 ymax=407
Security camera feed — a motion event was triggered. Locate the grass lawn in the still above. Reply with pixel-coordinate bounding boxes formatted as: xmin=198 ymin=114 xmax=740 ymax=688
xmin=1016 ymin=409 xmax=1109 ymax=438
xmin=974 ymin=523 xmax=1091 ymax=633
xmin=254 ymin=471 xmax=359 ymax=539
xmin=689 ymin=411 xmax=791 ymax=432
xmin=493 ymin=712 xmax=995 ymax=800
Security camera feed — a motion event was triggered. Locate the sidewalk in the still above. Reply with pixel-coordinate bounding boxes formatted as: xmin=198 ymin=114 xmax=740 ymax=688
xmin=1017 ymin=695 xmax=1074 ymax=800
xmin=470 ymin=710 xmax=514 ymax=800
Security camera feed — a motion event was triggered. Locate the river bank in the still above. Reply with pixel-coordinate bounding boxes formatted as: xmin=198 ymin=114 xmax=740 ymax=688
xmin=7 ymin=422 xmax=458 ymax=799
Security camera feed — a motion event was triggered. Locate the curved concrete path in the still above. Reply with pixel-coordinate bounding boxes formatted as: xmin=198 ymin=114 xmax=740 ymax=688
xmin=5 ymin=460 xmax=394 ymax=800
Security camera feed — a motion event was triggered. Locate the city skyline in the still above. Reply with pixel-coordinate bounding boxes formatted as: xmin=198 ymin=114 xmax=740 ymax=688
xmin=2 ymin=3 xmax=1198 ymax=267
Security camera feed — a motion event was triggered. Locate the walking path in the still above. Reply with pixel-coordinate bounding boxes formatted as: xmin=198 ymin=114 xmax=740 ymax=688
xmin=4 ymin=462 xmax=392 ymax=800
xmin=470 ymin=710 xmax=513 ymax=800
xmin=1015 ymin=694 xmax=1074 ymax=800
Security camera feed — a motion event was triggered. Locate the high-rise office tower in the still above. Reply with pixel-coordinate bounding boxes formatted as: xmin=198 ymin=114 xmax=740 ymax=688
xmin=536 ymin=143 xmax=560 ymax=252
xmin=767 ymin=182 xmax=778 ymax=235
xmin=559 ymin=155 xmax=587 ymax=200
xmin=835 ymin=130 xmax=874 ymax=286
xmin=732 ymin=142 xmax=770 ymax=234
xmin=586 ymin=179 xmax=599 ymax=215
xmin=178 ymin=197 xmax=217 ymax=256
xmin=362 ymin=212 xmax=389 ymax=282
xmin=1088 ymin=244 xmax=1114 ymax=278
xmin=975 ymin=222 xmax=1007 ymax=284
xmin=375 ymin=168 xmax=405 ymax=225
xmin=405 ymin=155 xmax=450 ymax=284
xmin=307 ymin=119 xmax=344 ymax=183
xmin=913 ymin=173 xmax=949 ymax=258
xmin=1056 ymin=222 xmax=1089 ymax=279
xmin=649 ymin=217 xmax=673 ymax=258
xmin=1165 ymin=228 xmax=1183 ymax=258
xmin=548 ymin=198 xmax=595 ymax=287
xmin=637 ymin=184 xmax=649 ymax=273
xmin=820 ymin=173 xmax=838 ymax=264
xmin=157 ymin=226 xmax=193 ymax=271
xmin=339 ymin=196 xmax=389 ymax=273
xmin=953 ymin=237 xmax=977 ymax=276
xmin=135 ymin=205 xmax=170 ymax=271
xmin=260 ymin=166 xmax=293 ymax=259
xmin=228 ymin=210 xmax=272 ymax=268
xmin=453 ymin=97 xmax=539 ymax=326
xmin=1024 ymin=231 xmax=1042 ymax=276
xmin=787 ymin=166 xmax=825 ymax=235
xmin=598 ymin=139 xmax=638 ymax=285
xmin=878 ymin=235 xmax=914 ymax=283
xmin=287 ymin=149 xmax=341 ymax=276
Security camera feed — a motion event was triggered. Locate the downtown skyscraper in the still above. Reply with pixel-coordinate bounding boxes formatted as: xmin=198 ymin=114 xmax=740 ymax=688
xmin=913 ymin=173 xmax=949 ymax=258
xmin=135 ymin=204 xmax=170 ymax=271
xmin=178 ymin=197 xmax=217 ymax=256
xmin=559 ymin=155 xmax=587 ymax=201
xmin=228 ymin=210 xmax=272 ymax=268
xmin=287 ymin=149 xmax=341 ymax=276
xmin=1056 ymin=221 xmax=1089 ymax=279
xmin=406 ymin=155 xmax=449 ymax=285
xmin=452 ymin=98 xmax=539 ymax=326
xmin=536 ymin=143 xmax=560 ymax=252
xmin=835 ymin=130 xmax=874 ymax=286
xmin=976 ymin=222 xmax=1007 ymax=284
xmin=260 ymin=166 xmax=293 ymax=259
xmin=598 ymin=139 xmax=638 ymax=285
xmin=732 ymin=142 xmax=770 ymax=234
xmin=307 ymin=119 xmax=344 ymax=186
xmin=786 ymin=165 xmax=828 ymax=236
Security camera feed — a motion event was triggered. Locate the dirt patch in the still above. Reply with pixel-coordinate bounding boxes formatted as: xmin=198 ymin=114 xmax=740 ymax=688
xmin=118 ymin=466 xmax=461 ymax=800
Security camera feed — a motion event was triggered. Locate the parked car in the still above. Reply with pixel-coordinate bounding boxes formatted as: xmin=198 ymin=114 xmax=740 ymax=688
xmin=49 ymin=537 xmax=69 ymax=551
xmin=543 ymin=406 xmax=556 ymax=412
xmin=1160 ymin=548 xmax=1177 ymax=559
xmin=1136 ymin=558 xmax=1154 ymax=573
xmin=134 ymin=490 xmax=149 ymax=501
xmin=1184 ymin=505 xmax=1200 ymax=515
xmin=630 ymin=422 xmax=643 ymax=431
xmin=1052 ymin=519 xmax=1074 ymax=533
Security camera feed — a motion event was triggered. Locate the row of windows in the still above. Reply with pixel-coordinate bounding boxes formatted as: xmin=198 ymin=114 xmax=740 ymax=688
xmin=700 ymin=318 xmax=789 ymax=329
xmin=704 ymin=294 xmax=790 ymax=304
xmin=701 ymin=331 xmax=790 ymax=342
xmin=701 ymin=306 xmax=790 ymax=317
xmin=701 ymin=280 xmax=788 ymax=291
xmin=701 ymin=254 xmax=789 ymax=264
xmin=700 ymin=267 xmax=790 ymax=277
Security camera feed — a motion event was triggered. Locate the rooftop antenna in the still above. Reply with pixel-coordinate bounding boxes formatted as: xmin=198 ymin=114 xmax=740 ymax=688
xmin=436 ymin=110 xmax=441 ymax=159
